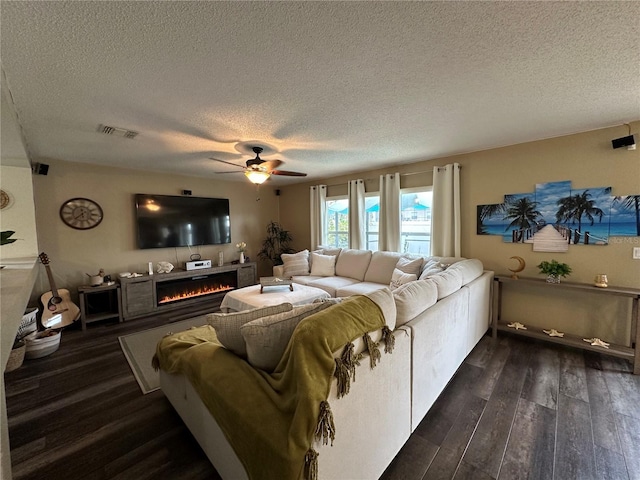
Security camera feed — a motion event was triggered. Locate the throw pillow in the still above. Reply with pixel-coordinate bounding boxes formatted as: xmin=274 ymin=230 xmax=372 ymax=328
xmin=419 ymin=259 xmax=445 ymax=280
xmin=309 ymin=252 xmax=336 ymax=276
xmin=395 ymin=256 xmax=423 ymax=277
xmin=281 ymin=249 xmax=310 ymax=277
xmin=389 ymin=268 xmax=417 ymax=290
xmin=206 ymin=303 xmax=294 ymax=356
xmin=241 ymin=302 xmax=333 ymax=371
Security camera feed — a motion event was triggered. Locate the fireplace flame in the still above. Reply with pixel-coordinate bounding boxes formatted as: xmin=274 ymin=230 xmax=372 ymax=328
xmin=159 ymin=284 xmax=234 ymax=304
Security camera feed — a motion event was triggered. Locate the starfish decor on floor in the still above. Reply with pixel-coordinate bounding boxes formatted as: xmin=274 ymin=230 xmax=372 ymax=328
xmin=583 ymin=337 xmax=610 ymax=348
xmin=543 ymin=329 xmax=565 ymax=337
xmin=507 ymin=322 xmax=527 ymax=330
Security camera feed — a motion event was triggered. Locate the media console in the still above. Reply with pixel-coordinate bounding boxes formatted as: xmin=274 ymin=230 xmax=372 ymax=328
xmin=119 ymin=262 xmax=257 ymax=320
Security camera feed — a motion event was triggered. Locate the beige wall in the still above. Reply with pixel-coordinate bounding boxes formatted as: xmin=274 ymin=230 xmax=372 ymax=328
xmin=279 ymin=123 xmax=640 ymax=345
xmin=30 ymin=159 xmax=280 ymax=303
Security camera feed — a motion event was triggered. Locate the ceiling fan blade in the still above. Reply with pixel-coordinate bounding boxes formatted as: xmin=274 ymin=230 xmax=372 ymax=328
xmin=214 ymin=171 xmax=243 ymax=175
xmin=270 ymin=170 xmax=307 ymax=177
xmin=210 ymin=157 xmax=245 ymax=169
xmin=259 ymin=159 xmax=283 ymax=171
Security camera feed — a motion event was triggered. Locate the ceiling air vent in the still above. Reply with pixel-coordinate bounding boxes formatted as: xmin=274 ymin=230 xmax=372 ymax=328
xmin=97 ymin=124 xmax=139 ymax=139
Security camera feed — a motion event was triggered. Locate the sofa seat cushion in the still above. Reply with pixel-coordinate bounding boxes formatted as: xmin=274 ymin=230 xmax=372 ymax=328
xmin=363 ymin=251 xmax=402 ymax=284
xmin=291 ymin=275 xmax=325 ymax=286
xmin=306 ymin=276 xmax=360 ymax=297
xmin=282 ymin=250 xmax=310 ymax=277
xmin=207 ymin=302 xmax=294 ymax=357
xmin=336 ymin=281 xmax=388 ymax=297
xmin=446 ymin=258 xmax=484 ymax=285
xmin=393 ymin=280 xmax=438 ymax=326
xmin=335 ymin=248 xmax=372 ymax=281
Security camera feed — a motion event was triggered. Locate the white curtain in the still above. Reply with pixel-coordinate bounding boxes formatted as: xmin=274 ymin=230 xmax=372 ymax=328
xmin=309 ymin=185 xmax=327 ymax=250
xmin=379 ymin=173 xmax=401 ymax=252
xmin=431 ymin=163 xmax=461 ymax=257
xmin=348 ymin=179 xmax=366 ymax=249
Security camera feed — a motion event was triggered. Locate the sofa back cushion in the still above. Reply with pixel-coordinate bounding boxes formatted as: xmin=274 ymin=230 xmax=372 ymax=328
xmin=241 ymin=302 xmax=333 ymax=371
xmin=207 ymin=302 xmax=294 ymax=356
xmin=364 ymin=287 xmax=397 ymax=331
xmin=335 ymin=248 xmax=372 ymax=281
xmin=430 ymin=268 xmax=464 ymax=299
xmin=364 ymin=251 xmax=402 ymax=284
xmin=446 ymin=258 xmax=484 ymax=285
xmin=282 ymin=249 xmax=310 ymax=277
xmin=393 ymin=279 xmax=438 ymax=326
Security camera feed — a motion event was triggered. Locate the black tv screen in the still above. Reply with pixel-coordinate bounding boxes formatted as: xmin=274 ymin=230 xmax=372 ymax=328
xmin=135 ymin=194 xmax=231 ymax=249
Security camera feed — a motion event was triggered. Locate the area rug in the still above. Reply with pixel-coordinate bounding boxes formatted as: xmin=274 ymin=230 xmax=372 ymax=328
xmin=119 ymin=315 xmax=209 ymax=394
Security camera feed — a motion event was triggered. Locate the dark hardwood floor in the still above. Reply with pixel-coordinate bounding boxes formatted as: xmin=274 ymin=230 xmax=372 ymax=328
xmin=6 ymin=309 xmax=640 ymax=480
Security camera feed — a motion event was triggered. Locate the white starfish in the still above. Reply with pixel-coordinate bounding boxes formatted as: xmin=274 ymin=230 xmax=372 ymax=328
xmin=583 ymin=337 xmax=610 ymax=348
xmin=507 ymin=322 xmax=527 ymax=330
xmin=543 ymin=329 xmax=565 ymax=337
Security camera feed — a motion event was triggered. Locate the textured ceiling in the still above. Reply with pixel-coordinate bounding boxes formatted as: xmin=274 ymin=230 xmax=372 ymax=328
xmin=1 ymin=1 xmax=638 ymax=184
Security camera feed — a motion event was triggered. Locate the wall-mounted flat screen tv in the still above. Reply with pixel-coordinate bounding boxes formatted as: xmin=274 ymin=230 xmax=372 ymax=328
xmin=135 ymin=194 xmax=231 ymax=249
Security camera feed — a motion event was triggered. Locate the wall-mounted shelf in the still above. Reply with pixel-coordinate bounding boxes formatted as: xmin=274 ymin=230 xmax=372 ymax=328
xmin=492 ymin=275 xmax=640 ymax=374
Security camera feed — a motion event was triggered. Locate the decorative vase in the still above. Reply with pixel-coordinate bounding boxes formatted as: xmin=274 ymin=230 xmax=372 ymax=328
xmin=546 ymin=274 xmax=561 ymax=284
xmin=240 ymin=252 xmax=245 ymax=264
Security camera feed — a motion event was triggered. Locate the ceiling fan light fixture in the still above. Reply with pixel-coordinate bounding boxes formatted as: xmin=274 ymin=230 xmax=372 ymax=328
xmin=245 ymin=170 xmax=270 ymax=184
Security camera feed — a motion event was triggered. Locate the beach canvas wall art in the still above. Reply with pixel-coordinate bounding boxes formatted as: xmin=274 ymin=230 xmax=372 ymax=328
xmin=477 ymin=180 xmax=640 ymax=252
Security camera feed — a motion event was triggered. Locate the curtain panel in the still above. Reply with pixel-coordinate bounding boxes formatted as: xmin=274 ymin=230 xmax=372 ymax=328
xmin=309 ymin=185 xmax=327 ymax=251
xmin=378 ymin=173 xmax=401 ymax=252
xmin=431 ymin=163 xmax=461 ymax=257
xmin=348 ymin=179 xmax=365 ymax=249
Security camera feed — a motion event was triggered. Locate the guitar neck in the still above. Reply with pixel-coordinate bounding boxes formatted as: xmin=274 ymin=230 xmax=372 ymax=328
xmin=44 ymin=264 xmax=60 ymax=298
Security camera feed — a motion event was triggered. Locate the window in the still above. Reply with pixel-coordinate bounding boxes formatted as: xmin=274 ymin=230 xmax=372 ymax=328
xmin=325 ymin=197 xmax=349 ymax=248
xmin=400 ymin=188 xmax=432 ymax=255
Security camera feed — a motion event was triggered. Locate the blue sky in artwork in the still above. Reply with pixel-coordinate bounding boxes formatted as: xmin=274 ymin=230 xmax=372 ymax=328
xmin=535 ymin=180 xmax=571 ymax=224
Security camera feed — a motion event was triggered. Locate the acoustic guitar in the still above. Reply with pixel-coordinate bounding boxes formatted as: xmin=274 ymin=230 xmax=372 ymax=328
xmin=39 ymin=252 xmax=80 ymax=329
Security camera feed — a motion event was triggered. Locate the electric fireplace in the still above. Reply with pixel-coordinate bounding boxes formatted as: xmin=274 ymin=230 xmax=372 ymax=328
xmin=156 ymin=271 xmax=237 ymax=306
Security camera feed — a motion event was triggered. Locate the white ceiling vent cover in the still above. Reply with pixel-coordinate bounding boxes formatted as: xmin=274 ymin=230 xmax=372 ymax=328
xmin=97 ymin=124 xmax=139 ymax=139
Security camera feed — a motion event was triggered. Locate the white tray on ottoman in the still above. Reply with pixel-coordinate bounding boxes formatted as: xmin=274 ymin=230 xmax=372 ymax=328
xmin=220 ymin=283 xmax=330 ymax=312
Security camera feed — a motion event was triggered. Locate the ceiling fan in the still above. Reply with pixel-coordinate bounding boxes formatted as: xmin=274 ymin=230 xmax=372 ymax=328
xmin=210 ymin=146 xmax=307 ymax=184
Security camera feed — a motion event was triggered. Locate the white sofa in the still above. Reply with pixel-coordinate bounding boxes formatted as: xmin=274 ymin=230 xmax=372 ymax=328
xmin=159 ymin=249 xmax=493 ymax=479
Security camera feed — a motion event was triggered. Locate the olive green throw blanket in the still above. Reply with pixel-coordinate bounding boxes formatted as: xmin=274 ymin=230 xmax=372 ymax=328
xmin=154 ymin=295 xmax=391 ymax=480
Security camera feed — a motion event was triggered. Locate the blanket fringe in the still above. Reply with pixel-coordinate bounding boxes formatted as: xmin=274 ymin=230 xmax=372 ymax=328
xmin=381 ymin=326 xmax=395 ymax=354
xmin=151 ymin=353 xmax=160 ymax=372
xmin=314 ymin=401 xmax=336 ymax=446
xmin=334 ymin=343 xmax=361 ymax=398
xmin=304 ymin=448 xmax=319 ymax=480
xmin=363 ymin=333 xmax=381 ymax=368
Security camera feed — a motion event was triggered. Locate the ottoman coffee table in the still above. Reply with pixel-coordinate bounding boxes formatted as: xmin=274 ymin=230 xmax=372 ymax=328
xmin=220 ymin=282 xmax=331 ymax=313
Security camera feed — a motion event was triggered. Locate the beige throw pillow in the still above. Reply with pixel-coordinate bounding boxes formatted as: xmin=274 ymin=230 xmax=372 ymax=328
xmin=389 ymin=268 xmax=417 ymax=290
xmin=395 ymin=256 xmax=423 ymax=276
xmin=282 ymin=249 xmax=310 ymax=277
xmin=241 ymin=302 xmax=332 ymax=371
xmin=309 ymin=252 xmax=336 ymax=276
xmin=207 ymin=303 xmax=294 ymax=356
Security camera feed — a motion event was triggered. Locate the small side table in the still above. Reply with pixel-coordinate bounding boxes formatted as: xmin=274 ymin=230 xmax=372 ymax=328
xmin=78 ymin=283 xmax=123 ymax=331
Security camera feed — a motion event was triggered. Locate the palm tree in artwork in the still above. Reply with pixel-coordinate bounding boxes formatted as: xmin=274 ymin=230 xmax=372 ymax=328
xmin=503 ymin=197 xmax=541 ymax=233
xmin=555 ymin=190 xmax=605 ymax=233
xmin=612 ymin=195 xmax=640 ymax=236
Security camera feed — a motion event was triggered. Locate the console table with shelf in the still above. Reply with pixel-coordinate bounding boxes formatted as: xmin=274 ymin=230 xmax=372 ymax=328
xmin=492 ymin=275 xmax=640 ymax=374
xmin=78 ymin=283 xmax=122 ymax=331
xmin=119 ymin=262 xmax=257 ymax=320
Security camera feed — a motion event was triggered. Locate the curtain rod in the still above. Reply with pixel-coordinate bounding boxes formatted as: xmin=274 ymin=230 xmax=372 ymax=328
xmin=322 ymin=165 xmax=461 ymax=188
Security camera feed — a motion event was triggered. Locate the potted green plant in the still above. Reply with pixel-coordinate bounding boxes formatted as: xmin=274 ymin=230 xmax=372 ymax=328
xmin=537 ymin=259 xmax=572 ymax=284
xmin=1 ymin=230 xmax=17 ymax=245
xmin=257 ymin=221 xmax=295 ymax=266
